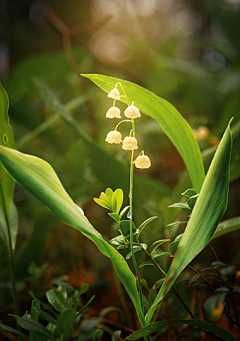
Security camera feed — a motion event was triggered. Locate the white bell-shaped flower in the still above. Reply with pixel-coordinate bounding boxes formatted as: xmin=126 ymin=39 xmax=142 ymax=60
xmin=135 ymin=154 xmax=151 ymax=169
xmin=107 ymin=88 xmax=120 ymax=100
xmin=105 ymin=130 xmax=122 ymax=144
xmin=122 ymin=136 xmax=138 ymax=150
xmin=106 ymin=106 xmax=121 ymax=119
xmin=124 ymin=105 xmax=141 ymax=119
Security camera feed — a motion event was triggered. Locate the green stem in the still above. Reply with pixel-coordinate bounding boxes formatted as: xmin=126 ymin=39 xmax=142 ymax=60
xmin=129 ymin=117 xmax=144 ymax=317
xmin=115 ymin=119 xmax=132 ymax=131
xmin=0 ymin=184 xmax=20 ymax=338
xmin=129 ymin=148 xmax=144 ymax=312
xmin=7 ymin=241 xmax=19 ymax=317
xmin=3 ymin=205 xmax=20 ymax=338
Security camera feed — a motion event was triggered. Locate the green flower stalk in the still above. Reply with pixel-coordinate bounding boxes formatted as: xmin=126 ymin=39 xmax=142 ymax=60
xmin=105 ymin=83 xmax=152 ymax=318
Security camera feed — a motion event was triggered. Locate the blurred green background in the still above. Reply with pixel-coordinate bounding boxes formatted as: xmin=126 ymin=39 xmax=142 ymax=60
xmin=0 ymin=0 xmax=240 ymax=325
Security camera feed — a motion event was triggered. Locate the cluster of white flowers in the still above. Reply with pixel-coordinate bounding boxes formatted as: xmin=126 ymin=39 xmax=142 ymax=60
xmin=105 ymin=84 xmax=151 ymax=169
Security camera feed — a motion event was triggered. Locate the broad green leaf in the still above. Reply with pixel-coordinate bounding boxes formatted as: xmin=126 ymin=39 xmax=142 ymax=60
xmin=82 ymin=74 xmax=205 ymax=192
xmin=212 ymin=217 xmax=240 ymax=239
xmin=112 ymin=188 xmax=123 ymax=214
xmin=0 ymin=146 xmax=145 ymax=326
xmin=0 ymin=82 xmax=15 ymax=249
xmin=126 ymin=319 xmax=236 ymax=341
xmin=17 ymin=318 xmax=57 ymax=340
xmin=46 ymin=289 xmax=66 ymax=312
xmin=145 ymin=121 xmax=232 ymax=325
xmin=56 ymin=309 xmax=77 ymax=333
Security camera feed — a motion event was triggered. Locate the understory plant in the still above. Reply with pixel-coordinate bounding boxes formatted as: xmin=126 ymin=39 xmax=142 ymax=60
xmin=0 ymin=75 xmax=238 ymax=340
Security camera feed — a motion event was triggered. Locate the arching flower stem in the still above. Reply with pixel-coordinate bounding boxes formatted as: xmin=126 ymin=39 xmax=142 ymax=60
xmin=114 ymin=119 xmax=132 ymax=131
xmin=115 ymin=82 xmax=129 ymax=105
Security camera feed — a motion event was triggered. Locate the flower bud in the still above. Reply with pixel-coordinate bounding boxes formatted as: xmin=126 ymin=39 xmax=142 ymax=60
xmin=106 ymin=106 xmax=121 ymax=119
xmin=122 ymin=136 xmax=138 ymax=150
xmin=124 ymin=105 xmax=141 ymax=119
xmin=107 ymin=88 xmax=120 ymax=100
xmin=135 ymin=155 xmax=151 ymax=169
xmin=105 ymin=131 xmax=122 ymax=144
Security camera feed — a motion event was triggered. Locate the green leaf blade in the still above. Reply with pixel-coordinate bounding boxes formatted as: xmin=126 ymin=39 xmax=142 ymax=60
xmin=82 ymin=74 xmax=205 ymax=192
xmin=0 ymin=146 xmax=145 ymax=327
xmin=212 ymin=217 xmax=240 ymax=239
xmin=126 ymin=319 xmax=236 ymax=341
xmin=0 ymin=82 xmax=16 ymax=249
xmin=145 ymin=121 xmax=232 ymax=325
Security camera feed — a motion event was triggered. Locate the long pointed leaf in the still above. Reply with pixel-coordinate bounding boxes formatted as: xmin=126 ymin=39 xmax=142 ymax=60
xmin=82 ymin=74 xmax=205 ymax=192
xmin=145 ymin=121 xmax=232 ymax=324
xmin=212 ymin=217 xmax=240 ymax=239
xmin=0 ymin=82 xmax=16 ymax=249
xmin=126 ymin=319 xmax=236 ymax=341
xmin=0 ymin=146 xmax=144 ymax=326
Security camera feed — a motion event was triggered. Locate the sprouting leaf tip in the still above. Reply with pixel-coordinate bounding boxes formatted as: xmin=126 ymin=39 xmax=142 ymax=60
xmin=228 ymin=117 xmax=234 ymax=127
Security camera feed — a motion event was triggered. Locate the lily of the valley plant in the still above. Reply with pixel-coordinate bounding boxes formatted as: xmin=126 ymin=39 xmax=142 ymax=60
xmin=0 ymin=75 xmax=233 ymax=341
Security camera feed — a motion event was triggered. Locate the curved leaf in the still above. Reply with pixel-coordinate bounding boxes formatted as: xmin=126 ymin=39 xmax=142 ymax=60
xmin=82 ymin=74 xmax=205 ymax=192
xmin=126 ymin=319 xmax=236 ymax=341
xmin=0 ymin=82 xmax=16 ymax=249
xmin=145 ymin=121 xmax=232 ymax=324
xmin=0 ymin=146 xmax=144 ymax=326
xmin=212 ymin=217 xmax=240 ymax=239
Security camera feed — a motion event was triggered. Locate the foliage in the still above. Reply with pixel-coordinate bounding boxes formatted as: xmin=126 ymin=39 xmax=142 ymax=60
xmin=0 ymin=278 xmax=102 ymax=341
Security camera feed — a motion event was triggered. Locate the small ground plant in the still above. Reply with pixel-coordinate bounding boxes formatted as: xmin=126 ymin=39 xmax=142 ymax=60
xmin=0 ymin=76 xmax=239 ymax=340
